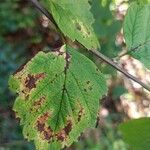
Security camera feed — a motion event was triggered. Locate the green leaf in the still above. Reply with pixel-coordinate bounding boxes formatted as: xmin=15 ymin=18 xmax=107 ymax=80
xmin=119 ymin=118 xmax=150 ymax=150
xmin=43 ymin=0 xmax=99 ymax=49
xmin=137 ymin=0 xmax=150 ymax=4
xmin=123 ymin=2 xmax=150 ymax=69
xmin=112 ymin=85 xmax=127 ymax=99
xmin=91 ymin=0 xmax=121 ymax=39
xmin=9 ymin=45 xmax=107 ymax=149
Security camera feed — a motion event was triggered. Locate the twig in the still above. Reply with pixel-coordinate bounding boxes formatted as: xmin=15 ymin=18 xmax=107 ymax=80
xmin=90 ymin=49 xmax=150 ymax=91
xmin=29 ymin=0 xmax=150 ymax=91
xmin=30 ymin=0 xmax=66 ymax=43
xmin=118 ymin=40 xmax=150 ymax=59
xmin=30 ymin=0 xmax=58 ymax=29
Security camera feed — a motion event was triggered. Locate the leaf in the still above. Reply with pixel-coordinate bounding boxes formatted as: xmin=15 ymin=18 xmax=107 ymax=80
xmin=9 ymin=45 xmax=107 ymax=150
xmin=91 ymin=0 xmax=121 ymax=58
xmin=123 ymin=2 xmax=150 ymax=69
xmin=91 ymin=0 xmax=121 ymax=39
xmin=43 ymin=0 xmax=99 ymax=49
xmin=137 ymin=0 xmax=150 ymax=4
xmin=112 ymin=85 xmax=127 ymax=99
xmin=119 ymin=118 xmax=150 ymax=150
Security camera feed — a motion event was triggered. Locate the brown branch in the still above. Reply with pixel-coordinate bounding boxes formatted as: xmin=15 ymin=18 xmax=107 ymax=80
xmin=29 ymin=0 xmax=150 ymax=91
xmin=30 ymin=0 xmax=58 ymax=28
xmin=118 ymin=40 xmax=150 ymax=58
xmin=90 ymin=49 xmax=150 ymax=91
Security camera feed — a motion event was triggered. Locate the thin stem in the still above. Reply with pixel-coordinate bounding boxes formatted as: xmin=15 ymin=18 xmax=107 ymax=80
xmin=118 ymin=39 xmax=150 ymax=59
xmin=30 ymin=0 xmax=66 ymax=44
xmin=90 ymin=49 xmax=150 ymax=91
xmin=30 ymin=0 xmax=58 ymax=29
xmin=29 ymin=0 xmax=150 ymax=91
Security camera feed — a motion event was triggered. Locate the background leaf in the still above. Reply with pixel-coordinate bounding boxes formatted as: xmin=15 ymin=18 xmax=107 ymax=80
xmin=123 ymin=2 xmax=150 ymax=69
xmin=43 ymin=0 xmax=99 ymax=49
xmin=119 ymin=118 xmax=150 ymax=150
xmin=91 ymin=0 xmax=121 ymax=58
xmin=9 ymin=45 xmax=107 ymax=149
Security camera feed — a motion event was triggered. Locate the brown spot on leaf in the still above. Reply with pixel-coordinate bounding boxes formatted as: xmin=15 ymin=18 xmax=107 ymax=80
xmin=43 ymin=127 xmax=53 ymax=140
xmin=84 ymin=81 xmax=93 ymax=92
xmin=53 ymin=46 xmax=66 ymax=57
xmin=25 ymin=73 xmax=46 ymax=90
xmin=64 ymin=120 xmax=72 ymax=135
xmin=53 ymin=46 xmax=71 ymax=71
xmin=36 ymin=112 xmax=53 ymax=141
xmin=25 ymin=74 xmax=36 ymax=89
xmin=55 ymin=120 xmax=72 ymax=142
xmin=55 ymin=130 xmax=66 ymax=141
xmin=32 ymin=97 xmax=45 ymax=111
xmin=34 ymin=73 xmax=46 ymax=79
xmin=78 ymin=107 xmax=84 ymax=122
xmin=37 ymin=122 xmax=45 ymax=132
xmin=37 ymin=112 xmax=50 ymax=124
xmin=76 ymin=102 xmax=85 ymax=122
xmin=65 ymin=53 xmax=71 ymax=70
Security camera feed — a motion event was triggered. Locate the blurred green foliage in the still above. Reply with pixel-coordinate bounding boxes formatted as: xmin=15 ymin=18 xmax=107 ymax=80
xmin=0 ymin=0 xmax=129 ymax=149
xmin=119 ymin=118 xmax=150 ymax=150
xmin=0 ymin=0 xmax=38 ymax=149
xmin=75 ymin=115 xmax=128 ymax=150
xmin=91 ymin=0 xmax=122 ymax=58
xmin=0 ymin=0 xmax=39 ymax=106
xmin=0 ymin=0 xmax=36 ymax=34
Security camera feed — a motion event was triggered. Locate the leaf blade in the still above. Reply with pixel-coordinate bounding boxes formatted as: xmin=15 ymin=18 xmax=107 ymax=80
xmin=43 ymin=0 xmax=99 ymax=49
xmin=119 ymin=118 xmax=150 ymax=150
xmin=124 ymin=2 xmax=150 ymax=69
xmin=9 ymin=45 xmax=107 ymax=149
